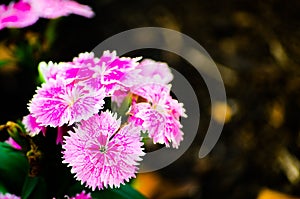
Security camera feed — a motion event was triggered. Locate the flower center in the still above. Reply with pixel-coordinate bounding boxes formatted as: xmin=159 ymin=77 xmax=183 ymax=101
xmin=99 ymin=145 xmax=107 ymax=153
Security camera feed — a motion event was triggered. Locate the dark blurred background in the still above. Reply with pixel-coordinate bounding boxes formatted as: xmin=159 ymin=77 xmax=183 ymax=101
xmin=1 ymin=0 xmax=300 ymax=198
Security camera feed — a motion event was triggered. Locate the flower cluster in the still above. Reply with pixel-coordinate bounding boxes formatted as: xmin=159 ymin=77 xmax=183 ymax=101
xmin=66 ymin=191 xmax=92 ymax=199
xmin=0 ymin=193 xmax=20 ymax=199
xmin=23 ymin=50 xmax=187 ymax=190
xmin=0 ymin=0 xmax=94 ymax=30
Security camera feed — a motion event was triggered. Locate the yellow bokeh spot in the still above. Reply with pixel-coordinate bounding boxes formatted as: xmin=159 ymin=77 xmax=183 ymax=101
xmin=212 ymin=102 xmax=233 ymax=124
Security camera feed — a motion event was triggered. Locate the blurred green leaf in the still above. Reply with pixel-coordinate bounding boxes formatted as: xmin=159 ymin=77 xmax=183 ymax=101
xmin=37 ymin=62 xmax=46 ymax=84
xmin=21 ymin=176 xmax=47 ymax=199
xmin=0 ymin=142 xmax=28 ymax=195
xmin=0 ymin=60 xmax=11 ymax=68
xmin=92 ymin=184 xmax=147 ymax=199
xmin=44 ymin=19 xmax=60 ymax=51
xmin=0 ymin=181 xmax=8 ymax=193
xmin=111 ymin=95 xmax=132 ymax=117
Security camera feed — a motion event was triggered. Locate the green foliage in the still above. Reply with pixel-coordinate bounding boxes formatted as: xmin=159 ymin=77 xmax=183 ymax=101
xmin=21 ymin=176 xmax=47 ymax=199
xmin=111 ymin=94 xmax=132 ymax=117
xmin=67 ymin=176 xmax=146 ymax=199
xmin=0 ymin=60 xmax=11 ymax=69
xmin=92 ymin=184 xmax=147 ymax=199
xmin=0 ymin=181 xmax=8 ymax=194
xmin=0 ymin=143 xmax=29 ymax=195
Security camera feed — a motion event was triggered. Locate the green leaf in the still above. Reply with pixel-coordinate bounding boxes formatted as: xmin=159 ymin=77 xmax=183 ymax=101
xmin=37 ymin=62 xmax=46 ymax=83
xmin=0 ymin=142 xmax=29 ymax=195
xmin=92 ymin=184 xmax=147 ymax=199
xmin=44 ymin=19 xmax=60 ymax=50
xmin=21 ymin=176 xmax=47 ymax=199
xmin=111 ymin=94 xmax=132 ymax=117
xmin=0 ymin=60 xmax=11 ymax=68
xmin=0 ymin=181 xmax=8 ymax=193
xmin=21 ymin=176 xmax=38 ymax=199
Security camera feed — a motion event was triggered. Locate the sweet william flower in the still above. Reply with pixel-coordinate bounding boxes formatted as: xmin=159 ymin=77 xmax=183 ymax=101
xmin=55 ymin=191 xmax=92 ymax=199
xmin=28 ymin=79 xmax=105 ymax=127
xmin=0 ymin=0 xmax=94 ymax=30
xmin=0 ymin=193 xmax=20 ymax=199
xmin=123 ymin=59 xmax=173 ymax=86
xmin=29 ymin=0 xmax=94 ymax=19
xmin=39 ymin=51 xmax=140 ymax=95
xmin=129 ymin=83 xmax=187 ymax=148
xmin=113 ymin=58 xmax=173 ymax=107
xmin=0 ymin=1 xmax=38 ymax=30
xmin=72 ymin=51 xmax=141 ymax=94
xmin=62 ymin=111 xmax=145 ymax=190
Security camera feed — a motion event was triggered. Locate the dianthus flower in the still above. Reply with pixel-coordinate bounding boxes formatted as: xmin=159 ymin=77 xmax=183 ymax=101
xmin=71 ymin=51 xmax=140 ymax=94
xmin=131 ymin=59 xmax=173 ymax=85
xmin=0 ymin=1 xmax=38 ymax=30
xmin=112 ymin=58 xmax=173 ymax=107
xmin=39 ymin=51 xmax=140 ymax=95
xmin=28 ymin=79 xmax=105 ymax=127
xmin=0 ymin=0 xmax=94 ymax=30
xmin=62 ymin=111 xmax=145 ymax=190
xmin=64 ymin=191 xmax=92 ymax=199
xmin=0 ymin=193 xmax=20 ymax=199
xmin=129 ymin=83 xmax=187 ymax=148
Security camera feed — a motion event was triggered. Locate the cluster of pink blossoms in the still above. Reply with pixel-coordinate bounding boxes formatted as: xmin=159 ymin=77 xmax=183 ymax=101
xmin=0 ymin=192 xmax=20 ymax=199
xmin=23 ymin=50 xmax=187 ymax=190
xmin=0 ymin=0 xmax=94 ymax=30
xmin=66 ymin=190 xmax=92 ymax=199
xmin=0 ymin=191 xmax=90 ymax=199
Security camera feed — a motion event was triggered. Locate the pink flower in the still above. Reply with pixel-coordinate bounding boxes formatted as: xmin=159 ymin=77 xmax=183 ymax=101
xmin=38 ymin=61 xmax=64 ymax=82
xmin=0 ymin=1 xmax=39 ymax=30
xmin=111 ymin=87 xmax=129 ymax=108
xmin=38 ymin=51 xmax=141 ymax=114
xmin=129 ymin=83 xmax=186 ymax=148
xmin=0 ymin=193 xmax=20 ymax=199
xmin=28 ymin=79 xmax=105 ymax=127
xmin=29 ymin=0 xmax=94 ymax=19
xmin=62 ymin=111 xmax=145 ymax=190
xmin=5 ymin=137 xmax=22 ymax=150
xmin=66 ymin=191 xmax=92 ymax=199
xmin=135 ymin=59 xmax=173 ymax=84
xmin=114 ymin=58 xmax=173 ymax=107
xmin=72 ymin=51 xmax=140 ymax=95
xmin=0 ymin=0 xmax=94 ymax=30
xmin=121 ymin=59 xmax=173 ymax=87
xmin=22 ymin=114 xmax=46 ymax=136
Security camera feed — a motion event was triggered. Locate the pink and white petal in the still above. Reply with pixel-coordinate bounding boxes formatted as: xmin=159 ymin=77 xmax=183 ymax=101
xmin=28 ymin=80 xmax=105 ymax=127
xmin=166 ymin=96 xmax=187 ymax=119
xmin=62 ymin=112 xmax=144 ymax=190
xmin=0 ymin=1 xmax=39 ymax=30
xmin=67 ymin=88 xmax=105 ymax=125
xmin=22 ymin=114 xmax=46 ymax=136
xmin=137 ymin=59 xmax=173 ymax=84
xmin=165 ymin=116 xmax=184 ymax=148
xmin=0 ymin=192 xmax=21 ymax=199
xmin=72 ymin=52 xmax=99 ymax=66
xmin=29 ymin=0 xmax=94 ymax=19
xmin=119 ymin=68 xmax=142 ymax=87
xmin=5 ymin=137 xmax=22 ymax=150
xmin=131 ymin=83 xmax=171 ymax=104
xmin=68 ymin=190 xmax=92 ymax=199
xmin=111 ymin=88 xmax=129 ymax=107
xmin=131 ymin=104 xmax=166 ymax=145
xmin=98 ymin=50 xmax=117 ymax=65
